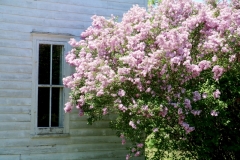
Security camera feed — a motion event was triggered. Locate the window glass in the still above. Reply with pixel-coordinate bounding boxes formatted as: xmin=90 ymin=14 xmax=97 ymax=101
xmin=37 ymin=44 xmax=63 ymax=128
xmin=38 ymin=44 xmax=50 ymax=84
xmin=52 ymin=45 xmax=62 ymax=85
xmin=38 ymin=88 xmax=50 ymax=127
xmin=51 ymin=88 xmax=61 ymax=127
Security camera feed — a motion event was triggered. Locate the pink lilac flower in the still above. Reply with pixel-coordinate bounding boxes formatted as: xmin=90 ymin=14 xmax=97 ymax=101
xmin=186 ymin=127 xmax=195 ymax=134
xmin=78 ymin=108 xmax=84 ymax=116
xmin=159 ymin=107 xmax=168 ymax=117
xmin=191 ymin=110 xmax=202 ymax=116
xmin=178 ymin=108 xmax=183 ymax=115
xmin=193 ymin=91 xmax=201 ymax=102
xmin=126 ymin=154 xmax=130 ymax=160
xmin=198 ymin=60 xmax=211 ymax=70
xmin=202 ymin=93 xmax=207 ymax=99
xmin=153 ymin=128 xmax=158 ymax=132
xmin=212 ymin=55 xmax=218 ymax=62
xmin=229 ymin=54 xmax=236 ymax=62
xmin=213 ymin=89 xmax=221 ymax=99
xmin=135 ymin=151 xmax=140 ymax=157
xmin=129 ymin=121 xmax=137 ymax=129
xmin=118 ymin=104 xmax=128 ymax=112
xmin=212 ymin=65 xmax=224 ymax=80
xmin=76 ymin=95 xmax=85 ymax=108
xmin=120 ymin=134 xmax=124 ymax=139
xmin=132 ymin=148 xmax=136 ymax=152
xmin=96 ymin=90 xmax=104 ymax=96
xmin=146 ymin=87 xmax=151 ymax=93
xmin=64 ymin=102 xmax=73 ymax=113
xmin=137 ymin=143 xmax=144 ymax=148
xmin=184 ymin=99 xmax=192 ymax=110
xmin=102 ymin=107 xmax=108 ymax=115
xmin=211 ymin=110 xmax=219 ymax=116
xmin=122 ymin=139 xmax=126 ymax=145
xmin=118 ymin=89 xmax=126 ymax=97
xmin=142 ymin=105 xmax=148 ymax=111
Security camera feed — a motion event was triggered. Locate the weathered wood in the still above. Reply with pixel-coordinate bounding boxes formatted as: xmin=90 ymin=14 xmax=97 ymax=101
xmin=0 ymin=47 xmax=31 ymax=57
xmin=0 ymin=97 xmax=31 ymax=106
xmin=0 ymin=55 xmax=32 ymax=65
xmin=0 ymin=29 xmax=32 ymax=41
xmin=1 ymin=13 xmax=84 ymax=29
xmin=0 ymin=155 xmax=20 ymax=160
xmin=0 ymin=64 xmax=32 ymax=74
xmin=0 ymin=39 xmax=32 ymax=49
xmin=16 ymin=150 xmax=128 ymax=159
xmin=0 ymin=22 xmax=82 ymax=36
xmin=70 ymin=112 xmax=117 ymax=121
xmin=0 ymin=81 xmax=31 ymax=89
xmin=69 ymin=135 xmax=120 ymax=144
xmin=0 ymin=144 xmax=127 ymax=154
xmin=0 ymin=136 xmax=120 ymax=147
xmin=0 ymin=89 xmax=31 ymax=98
xmin=70 ymin=121 xmax=110 ymax=129
xmin=0 ymin=5 xmax=92 ymax=22
xmin=0 ymin=114 xmax=30 ymax=122
xmin=0 ymin=106 xmax=30 ymax=114
xmin=0 ymin=0 xmax=127 ymax=15
xmin=70 ymin=128 xmax=116 ymax=136
xmin=0 ymin=130 xmax=30 ymax=139
xmin=0 ymin=122 xmax=30 ymax=131
xmin=0 ymin=73 xmax=31 ymax=81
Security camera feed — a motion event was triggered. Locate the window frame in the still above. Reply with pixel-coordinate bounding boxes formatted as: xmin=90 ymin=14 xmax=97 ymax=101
xmin=31 ymin=32 xmax=73 ymax=136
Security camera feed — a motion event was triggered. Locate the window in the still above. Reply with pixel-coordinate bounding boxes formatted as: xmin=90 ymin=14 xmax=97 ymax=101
xmin=38 ymin=44 xmax=64 ymax=127
xmin=31 ymin=32 xmax=73 ymax=136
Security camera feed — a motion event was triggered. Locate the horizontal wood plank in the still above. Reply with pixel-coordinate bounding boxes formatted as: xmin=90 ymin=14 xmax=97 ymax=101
xmin=0 ymin=89 xmax=31 ymax=98
xmin=0 ymin=155 xmax=20 ymax=160
xmin=0 ymin=5 xmax=92 ymax=22
xmin=0 ymin=135 xmax=121 ymax=147
xmin=0 ymin=39 xmax=32 ymax=49
xmin=0 ymin=81 xmax=31 ymax=89
xmin=0 ymin=114 xmax=30 ymax=122
xmin=0 ymin=97 xmax=31 ymax=106
xmin=0 ymin=47 xmax=31 ymax=57
xmin=0 ymin=55 xmax=32 ymax=65
xmin=0 ymin=130 xmax=30 ymax=139
xmin=0 ymin=22 xmax=82 ymax=36
xmin=0 ymin=106 xmax=31 ymax=114
xmin=1 ymin=13 xmax=85 ymax=30
xmin=0 ymin=73 xmax=31 ymax=81
xmin=0 ymin=122 xmax=30 ymax=131
xmin=0 ymin=0 xmax=127 ymax=15
xmin=70 ymin=121 xmax=110 ymax=129
xmin=0 ymin=64 xmax=32 ymax=74
xmin=0 ymin=29 xmax=32 ymax=41
xmin=2 ymin=149 xmax=128 ymax=159
xmin=70 ymin=128 xmax=115 ymax=136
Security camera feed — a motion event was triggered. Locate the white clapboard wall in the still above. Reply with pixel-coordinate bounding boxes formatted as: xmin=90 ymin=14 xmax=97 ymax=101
xmin=0 ymin=0 xmax=147 ymax=159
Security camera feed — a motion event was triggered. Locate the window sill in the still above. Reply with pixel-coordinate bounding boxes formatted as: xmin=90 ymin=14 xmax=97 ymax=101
xmin=31 ymin=133 xmax=70 ymax=139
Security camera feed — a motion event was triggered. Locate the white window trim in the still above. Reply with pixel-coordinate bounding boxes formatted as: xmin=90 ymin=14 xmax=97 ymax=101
xmin=31 ymin=32 xmax=73 ymax=136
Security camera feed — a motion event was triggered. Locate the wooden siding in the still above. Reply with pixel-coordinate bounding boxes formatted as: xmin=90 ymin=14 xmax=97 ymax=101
xmin=0 ymin=0 xmax=146 ymax=159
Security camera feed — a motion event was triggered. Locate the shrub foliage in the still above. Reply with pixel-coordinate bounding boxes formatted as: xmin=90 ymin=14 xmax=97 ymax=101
xmin=63 ymin=0 xmax=240 ymax=159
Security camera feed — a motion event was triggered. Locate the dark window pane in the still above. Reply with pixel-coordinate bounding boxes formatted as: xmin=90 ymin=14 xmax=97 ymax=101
xmin=52 ymin=45 xmax=63 ymax=85
xmin=51 ymin=88 xmax=61 ymax=127
xmin=39 ymin=44 xmax=50 ymax=84
xmin=38 ymin=88 xmax=50 ymax=127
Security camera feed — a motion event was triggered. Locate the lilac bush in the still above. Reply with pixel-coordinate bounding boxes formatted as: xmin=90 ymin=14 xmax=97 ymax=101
xmin=63 ymin=0 xmax=240 ymax=159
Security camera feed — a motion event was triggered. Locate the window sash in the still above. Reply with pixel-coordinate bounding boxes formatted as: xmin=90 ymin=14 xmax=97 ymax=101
xmin=37 ymin=43 xmax=64 ymax=128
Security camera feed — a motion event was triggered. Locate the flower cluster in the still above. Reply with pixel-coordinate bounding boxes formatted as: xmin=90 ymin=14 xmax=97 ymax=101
xmin=63 ymin=0 xmax=240 ymax=159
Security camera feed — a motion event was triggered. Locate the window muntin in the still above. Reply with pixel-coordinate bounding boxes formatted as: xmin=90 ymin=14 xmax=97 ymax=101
xmin=37 ymin=44 xmax=64 ymax=128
